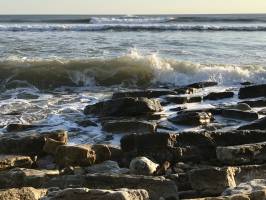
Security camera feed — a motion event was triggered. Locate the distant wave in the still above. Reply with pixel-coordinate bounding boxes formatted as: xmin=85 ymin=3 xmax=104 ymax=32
xmin=1 ymin=15 xmax=266 ymax=24
xmin=0 ymin=50 xmax=265 ymax=90
xmin=1 ymin=24 xmax=266 ymax=32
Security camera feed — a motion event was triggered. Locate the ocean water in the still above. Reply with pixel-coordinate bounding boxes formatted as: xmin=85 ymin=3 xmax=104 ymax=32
xmin=0 ymin=14 xmax=266 ymax=144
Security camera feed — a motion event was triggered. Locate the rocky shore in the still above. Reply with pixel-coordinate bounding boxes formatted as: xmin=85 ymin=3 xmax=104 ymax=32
xmin=0 ymin=82 xmax=266 ymax=200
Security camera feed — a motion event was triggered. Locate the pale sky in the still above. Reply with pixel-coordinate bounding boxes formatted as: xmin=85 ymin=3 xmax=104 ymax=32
xmin=0 ymin=0 xmax=266 ymax=15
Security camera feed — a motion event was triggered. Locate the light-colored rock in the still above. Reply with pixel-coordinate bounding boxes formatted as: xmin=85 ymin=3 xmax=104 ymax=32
xmin=129 ymin=157 xmax=159 ymax=175
xmin=216 ymin=142 xmax=266 ymax=165
xmin=85 ymin=160 xmax=129 ymax=174
xmin=0 ymin=155 xmax=33 ymax=171
xmin=0 ymin=187 xmax=47 ymax=200
xmin=188 ymin=167 xmax=237 ymax=196
xmin=41 ymin=188 xmax=149 ymax=200
xmin=55 ymin=145 xmax=96 ymax=167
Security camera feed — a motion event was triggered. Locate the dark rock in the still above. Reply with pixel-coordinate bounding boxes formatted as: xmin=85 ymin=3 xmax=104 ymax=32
xmin=239 ymin=84 xmax=266 ymax=99
xmin=169 ymin=112 xmax=213 ymax=126
xmin=165 ymin=96 xmax=202 ymax=104
xmin=238 ymin=117 xmax=266 ymax=130
xmin=169 ymin=106 xmax=187 ymax=112
xmin=167 ymin=173 xmax=192 ymax=191
xmin=36 ymin=155 xmax=56 ymax=170
xmin=102 ymin=120 xmax=156 ymax=134
xmin=221 ymin=109 xmax=259 ymax=121
xmin=174 ymin=87 xmax=197 ymax=95
xmin=259 ymin=108 xmax=266 ymax=115
xmin=6 ymin=124 xmax=38 ymax=132
xmin=186 ymin=81 xmax=218 ymax=89
xmin=0 ymin=155 xmax=33 ymax=171
xmin=0 ymin=130 xmax=67 ymax=155
xmin=76 ymin=120 xmax=97 ymax=127
xmin=84 ymin=97 xmax=163 ymax=117
xmin=241 ymin=81 xmax=253 ymax=86
xmin=121 ymin=133 xmax=176 ymax=152
xmin=241 ymin=98 xmax=266 ymax=107
xmin=44 ymin=174 xmax=179 ymax=200
xmin=204 ymin=92 xmax=234 ymax=100
xmin=112 ymin=89 xmax=176 ymax=99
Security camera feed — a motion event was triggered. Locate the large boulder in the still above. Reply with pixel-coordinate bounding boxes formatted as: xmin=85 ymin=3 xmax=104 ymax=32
xmin=55 ymin=145 xmax=96 ymax=167
xmin=42 ymin=188 xmax=149 ymax=200
xmin=0 ymin=155 xmax=33 ymax=171
xmin=216 ymin=142 xmax=266 ymax=165
xmin=204 ymin=91 xmax=234 ymax=100
xmin=239 ymin=84 xmax=266 ymax=99
xmin=221 ymin=109 xmax=259 ymax=121
xmin=129 ymin=157 xmax=159 ymax=175
xmin=238 ymin=117 xmax=266 ymax=130
xmin=102 ymin=120 xmax=156 ymax=134
xmin=44 ymin=174 xmax=179 ymax=200
xmin=188 ymin=167 xmax=237 ymax=196
xmin=0 ymin=168 xmax=59 ymax=189
xmin=0 ymin=130 xmax=67 ymax=155
xmin=169 ymin=112 xmax=213 ymax=126
xmin=0 ymin=187 xmax=47 ymax=200
xmin=84 ymin=97 xmax=163 ymax=117
xmin=92 ymin=144 xmax=122 ymax=163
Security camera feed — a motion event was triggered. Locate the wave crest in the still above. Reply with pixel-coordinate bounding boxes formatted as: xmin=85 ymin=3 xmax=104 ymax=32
xmin=0 ymin=50 xmax=265 ymax=90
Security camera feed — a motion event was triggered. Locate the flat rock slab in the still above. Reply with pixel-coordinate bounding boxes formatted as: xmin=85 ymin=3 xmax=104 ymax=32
xmin=44 ymin=174 xmax=179 ymax=200
xmin=186 ymin=81 xmax=218 ymax=89
xmin=238 ymin=117 xmax=266 ymax=130
xmin=217 ymin=142 xmax=266 ymax=165
xmin=102 ymin=120 xmax=156 ymax=134
xmin=241 ymin=98 xmax=266 ymax=107
xmin=42 ymin=188 xmax=149 ymax=200
xmin=204 ymin=92 xmax=234 ymax=100
xmin=0 ymin=130 xmax=67 ymax=155
xmin=0 ymin=155 xmax=33 ymax=171
xmin=221 ymin=109 xmax=259 ymax=121
xmin=0 ymin=168 xmax=59 ymax=189
xmin=84 ymin=97 xmax=163 ymax=117
xmin=169 ymin=112 xmax=212 ymax=126
xmin=239 ymin=84 xmax=266 ymax=99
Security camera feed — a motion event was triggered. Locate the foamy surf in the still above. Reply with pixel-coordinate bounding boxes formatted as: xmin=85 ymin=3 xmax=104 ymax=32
xmin=0 ymin=50 xmax=265 ymax=90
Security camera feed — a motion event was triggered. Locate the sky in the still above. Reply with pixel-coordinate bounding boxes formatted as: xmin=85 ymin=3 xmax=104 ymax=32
xmin=0 ymin=0 xmax=266 ymax=15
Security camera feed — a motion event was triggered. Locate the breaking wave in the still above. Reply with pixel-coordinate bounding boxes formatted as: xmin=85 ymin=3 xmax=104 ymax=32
xmin=0 ymin=50 xmax=265 ymax=90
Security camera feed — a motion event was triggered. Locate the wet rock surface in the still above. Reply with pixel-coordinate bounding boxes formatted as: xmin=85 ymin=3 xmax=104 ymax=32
xmin=1 ymin=83 xmax=266 ymax=200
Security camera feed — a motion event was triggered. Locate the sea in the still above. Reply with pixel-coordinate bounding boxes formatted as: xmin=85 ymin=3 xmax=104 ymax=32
xmin=0 ymin=14 xmax=266 ymax=144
